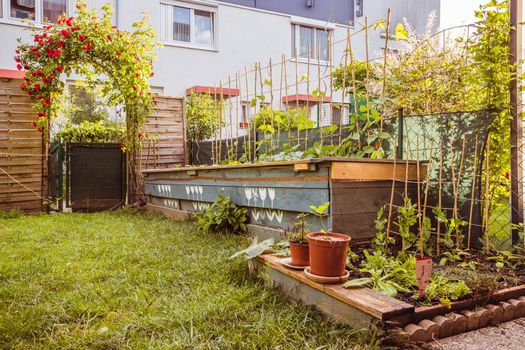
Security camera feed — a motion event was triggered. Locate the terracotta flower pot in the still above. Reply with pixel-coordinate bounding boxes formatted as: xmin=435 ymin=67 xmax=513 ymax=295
xmin=290 ymin=241 xmax=309 ymax=266
xmin=307 ymin=232 xmax=351 ymax=277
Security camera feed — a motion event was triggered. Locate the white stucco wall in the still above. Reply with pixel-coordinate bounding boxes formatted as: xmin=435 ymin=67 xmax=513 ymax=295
xmin=0 ymin=0 xmax=439 ymax=137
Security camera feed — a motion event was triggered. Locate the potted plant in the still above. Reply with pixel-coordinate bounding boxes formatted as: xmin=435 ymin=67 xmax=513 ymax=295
xmin=285 ymin=213 xmax=310 ymax=267
xmin=307 ymin=202 xmax=351 ymax=278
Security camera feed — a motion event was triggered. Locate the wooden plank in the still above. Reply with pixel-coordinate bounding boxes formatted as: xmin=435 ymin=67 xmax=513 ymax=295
xmin=331 ymin=161 xmax=426 ymax=181
xmin=143 ymin=157 xmax=420 ymax=174
xmin=145 ymin=203 xmax=194 ymax=221
xmin=258 ymin=254 xmax=414 ymax=320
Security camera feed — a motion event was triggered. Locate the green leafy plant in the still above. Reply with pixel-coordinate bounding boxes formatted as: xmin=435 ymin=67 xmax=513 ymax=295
xmin=423 ymin=275 xmax=472 ymax=306
xmin=54 ymin=120 xmax=125 ymax=143
xmin=309 ymin=202 xmax=330 ymax=232
xmin=195 ymin=194 xmax=247 ymax=234
xmin=433 ymin=207 xmax=469 ymax=264
xmin=397 ymin=197 xmax=418 ymax=251
xmin=486 ymin=250 xmax=524 ymax=270
xmin=286 ymin=213 xmax=310 ymax=245
xmin=185 ymin=92 xmax=222 ymax=141
xmin=372 ymin=206 xmax=395 ymax=254
xmin=344 ymin=251 xmax=417 ymax=298
xmin=229 ymin=237 xmax=274 ymax=260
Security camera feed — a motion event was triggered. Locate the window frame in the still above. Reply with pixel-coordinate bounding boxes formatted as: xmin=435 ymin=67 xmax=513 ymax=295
xmin=1 ymin=0 xmax=69 ymax=25
xmin=292 ymin=23 xmax=332 ymax=62
xmin=160 ymin=0 xmax=218 ymax=51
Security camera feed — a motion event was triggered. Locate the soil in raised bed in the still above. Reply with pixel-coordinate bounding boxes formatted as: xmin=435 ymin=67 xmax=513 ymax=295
xmin=347 ymin=244 xmax=525 ymax=308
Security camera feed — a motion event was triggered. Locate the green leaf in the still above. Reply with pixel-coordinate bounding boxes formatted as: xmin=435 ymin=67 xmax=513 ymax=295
xmin=374 ymin=20 xmax=385 ymax=31
xmin=343 ymin=278 xmax=372 ymax=288
xmin=395 ymin=23 xmax=409 ymax=40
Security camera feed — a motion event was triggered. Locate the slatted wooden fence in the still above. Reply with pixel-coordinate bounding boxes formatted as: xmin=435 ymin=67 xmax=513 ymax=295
xmin=141 ymin=96 xmax=186 ymax=169
xmin=0 ymin=81 xmax=45 ymax=212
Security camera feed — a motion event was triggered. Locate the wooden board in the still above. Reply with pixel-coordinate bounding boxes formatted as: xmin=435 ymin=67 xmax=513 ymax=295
xmin=258 ymin=254 xmax=414 ymax=320
xmin=0 ymin=84 xmax=44 ymax=212
xmin=141 ymin=96 xmax=186 ymax=169
xmin=331 ymin=161 xmax=426 ymax=181
xmin=331 ymin=181 xmax=419 ymax=241
xmin=145 ymin=203 xmax=194 ymax=221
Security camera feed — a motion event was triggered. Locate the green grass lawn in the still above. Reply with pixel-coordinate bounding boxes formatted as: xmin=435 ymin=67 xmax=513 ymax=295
xmin=0 ymin=210 xmax=376 ymax=349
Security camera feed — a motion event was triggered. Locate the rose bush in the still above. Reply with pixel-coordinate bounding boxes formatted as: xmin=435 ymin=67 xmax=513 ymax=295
xmin=15 ymin=0 xmax=160 ymax=151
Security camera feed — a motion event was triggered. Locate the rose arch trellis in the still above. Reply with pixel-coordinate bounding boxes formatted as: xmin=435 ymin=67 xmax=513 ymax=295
xmin=15 ymin=1 xmax=160 ymax=203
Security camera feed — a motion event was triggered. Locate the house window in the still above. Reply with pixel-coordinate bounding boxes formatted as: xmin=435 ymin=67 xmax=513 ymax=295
xmin=161 ymin=1 xmax=216 ymax=48
xmin=292 ymin=24 xmax=331 ymax=61
xmin=10 ymin=0 xmax=35 ymax=20
xmin=43 ymin=0 xmax=65 ymax=22
xmin=7 ymin=0 xmax=66 ymax=23
xmin=240 ymin=101 xmax=250 ymax=128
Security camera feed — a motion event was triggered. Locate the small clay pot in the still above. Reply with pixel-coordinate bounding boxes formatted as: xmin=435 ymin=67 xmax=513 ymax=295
xmin=307 ymin=232 xmax=351 ymax=277
xmin=290 ymin=241 xmax=310 ymax=266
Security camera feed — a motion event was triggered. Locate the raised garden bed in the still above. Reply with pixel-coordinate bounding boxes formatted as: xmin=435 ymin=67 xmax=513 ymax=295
xmin=253 ymin=253 xmax=525 ymax=342
xmin=142 ymin=157 xmax=424 ymax=241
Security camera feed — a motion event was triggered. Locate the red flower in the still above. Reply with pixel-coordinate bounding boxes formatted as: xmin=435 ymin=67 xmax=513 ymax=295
xmin=20 ymin=84 xmax=25 ymax=91
xmin=138 ymin=132 xmax=143 ymax=139
xmin=32 ymin=121 xmax=37 ymax=128
xmin=82 ymin=44 xmax=91 ymax=51
xmin=15 ymin=57 xmax=20 ymax=62
xmin=132 ymin=86 xmax=137 ymax=91
xmin=54 ymin=49 xmax=61 ymax=57
xmin=34 ymin=51 xmax=40 ymax=57
xmin=38 ymin=39 xmax=44 ymax=46
xmin=15 ymin=49 xmax=20 ymax=54
xmin=56 ymin=65 xmax=63 ymax=72
xmin=16 ymin=64 xmax=22 ymax=71
xmin=48 ymin=38 xmax=53 ymax=45
xmin=61 ymin=29 xmax=70 ymax=38
xmin=150 ymin=72 xmax=154 ymax=77
xmin=66 ymin=18 xmax=73 ymax=26
xmin=116 ymin=51 xmax=121 ymax=56
xmin=48 ymin=73 xmax=54 ymax=79
xmin=58 ymin=41 xmax=65 ymax=48
xmin=37 ymin=127 xmax=42 ymax=133
xmin=107 ymin=34 xmax=112 ymax=41
xmin=43 ymin=98 xmax=51 ymax=105
xmin=38 ymin=112 xmax=46 ymax=117
xmin=24 ymin=65 xmax=30 ymax=70
xmin=79 ymin=34 xmax=86 ymax=41
xmin=33 ymin=82 xmax=40 ymax=90
xmin=504 ymin=171 xmax=510 ymax=180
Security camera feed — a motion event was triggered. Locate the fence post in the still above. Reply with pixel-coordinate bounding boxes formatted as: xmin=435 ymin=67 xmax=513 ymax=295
xmin=397 ymin=108 xmax=404 ymax=160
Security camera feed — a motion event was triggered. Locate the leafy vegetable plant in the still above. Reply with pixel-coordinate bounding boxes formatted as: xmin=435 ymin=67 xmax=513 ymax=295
xmin=196 ymin=194 xmax=248 ymax=234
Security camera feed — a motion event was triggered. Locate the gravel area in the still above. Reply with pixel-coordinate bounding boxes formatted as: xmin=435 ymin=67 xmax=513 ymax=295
xmin=428 ymin=317 xmax=525 ymax=350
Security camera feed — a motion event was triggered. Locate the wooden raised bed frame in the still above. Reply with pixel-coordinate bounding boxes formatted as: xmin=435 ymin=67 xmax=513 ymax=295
xmin=142 ymin=157 xmax=425 ymax=241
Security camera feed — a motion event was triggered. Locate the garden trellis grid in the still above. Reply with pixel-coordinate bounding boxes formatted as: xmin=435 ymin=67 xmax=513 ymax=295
xmin=185 ymin=9 xmax=523 ymax=251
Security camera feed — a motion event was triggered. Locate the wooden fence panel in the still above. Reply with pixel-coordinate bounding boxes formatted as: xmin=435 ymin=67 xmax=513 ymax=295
xmin=0 ymin=83 xmax=44 ymax=212
xmin=141 ymin=96 xmax=186 ymax=169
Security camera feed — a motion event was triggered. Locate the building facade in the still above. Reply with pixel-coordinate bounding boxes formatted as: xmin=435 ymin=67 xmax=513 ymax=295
xmin=0 ymin=0 xmax=440 ymax=134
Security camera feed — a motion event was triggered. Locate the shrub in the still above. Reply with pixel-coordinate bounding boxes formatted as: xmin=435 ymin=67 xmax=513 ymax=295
xmin=185 ymin=92 xmax=222 ymax=141
xmin=196 ymin=195 xmax=248 ymax=234
xmin=53 ymin=120 xmax=125 ymax=143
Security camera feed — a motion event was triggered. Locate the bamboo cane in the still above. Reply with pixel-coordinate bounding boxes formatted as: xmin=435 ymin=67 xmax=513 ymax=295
xmin=484 ymin=137 xmax=491 ymax=253
xmin=422 ymin=141 xmax=434 ymax=257
xmin=244 ymin=66 xmax=251 ymax=162
xmin=379 ymin=9 xmax=391 ymax=148
xmin=467 ymin=136 xmax=479 ymax=249
xmin=339 ymin=29 xmax=349 ymax=144
xmin=437 ymin=141 xmax=443 ymax=255
xmin=386 ymin=144 xmax=398 ymax=250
